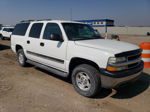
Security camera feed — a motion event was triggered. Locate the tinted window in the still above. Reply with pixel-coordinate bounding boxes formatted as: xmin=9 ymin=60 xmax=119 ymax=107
xmin=12 ymin=23 xmax=30 ymax=36
xmin=3 ymin=28 xmax=8 ymax=31
xmin=62 ymin=23 xmax=102 ymax=41
xmin=9 ymin=28 xmax=14 ymax=32
xmin=29 ymin=23 xmax=43 ymax=38
xmin=3 ymin=28 xmax=14 ymax=32
xmin=43 ymin=23 xmax=62 ymax=40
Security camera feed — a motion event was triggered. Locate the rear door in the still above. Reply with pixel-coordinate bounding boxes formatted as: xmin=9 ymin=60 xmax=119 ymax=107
xmin=2 ymin=28 xmax=9 ymax=37
xmin=25 ymin=23 xmax=44 ymax=63
xmin=5 ymin=28 xmax=12 ymax=38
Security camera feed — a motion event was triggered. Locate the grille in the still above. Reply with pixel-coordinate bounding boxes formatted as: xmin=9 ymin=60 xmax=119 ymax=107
xmin=128 ymin=53 xmax=141 ymax=61
xmin=116 ymin=49 xmax=142 ymax=69
xmin=128 ymin=62 xmax=140 ymax=69
xmin=127 ymin=52 xmax=141 ymax=69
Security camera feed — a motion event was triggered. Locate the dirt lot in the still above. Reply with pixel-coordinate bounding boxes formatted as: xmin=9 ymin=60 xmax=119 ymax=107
xmin=0 ymin=35 xmax=150 ymax=112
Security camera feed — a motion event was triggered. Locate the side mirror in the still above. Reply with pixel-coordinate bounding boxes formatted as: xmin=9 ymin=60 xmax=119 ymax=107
xmin=50 ymin=34 xmax=63 ymax=42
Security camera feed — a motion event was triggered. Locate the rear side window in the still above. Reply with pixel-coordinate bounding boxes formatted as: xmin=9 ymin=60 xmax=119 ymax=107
xmin=12 ymin=23 xmax=30 ymax=36
xmin=3 ymin=28 xmax=8 ymax=31
xmin=29 ymin=23 xmax=43 ymax=38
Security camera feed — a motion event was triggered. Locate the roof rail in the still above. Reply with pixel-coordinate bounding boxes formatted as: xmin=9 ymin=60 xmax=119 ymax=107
xmin=37 ymin=19 xmax=52 ymax=21
xmin=20 ymin=19 xmax=52 ymax=23
xmin=20 ymin=20 xmax=35 ymax=23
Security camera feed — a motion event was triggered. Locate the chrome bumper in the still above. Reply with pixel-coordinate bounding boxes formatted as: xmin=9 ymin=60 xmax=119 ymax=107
xmin=100 ymin=61 xmax=144 ymax=88
xmin=101 ymin=71 xmax=142 ymax=88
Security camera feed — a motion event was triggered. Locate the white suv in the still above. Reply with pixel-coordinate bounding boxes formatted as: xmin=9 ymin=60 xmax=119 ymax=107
xmin=0 ymin=26 xmax=14 ymax=40
xmin=11 ymin=20 xmax=143 ymax=97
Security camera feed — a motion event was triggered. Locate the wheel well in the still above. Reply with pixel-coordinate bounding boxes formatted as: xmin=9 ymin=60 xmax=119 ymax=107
xmin=69 ymin=58 xmax=99 ymax=75
xmin=16 ymin=45 xmax=23 ymax=52
xmin=0 ymin=34 xmax=3 ymax=37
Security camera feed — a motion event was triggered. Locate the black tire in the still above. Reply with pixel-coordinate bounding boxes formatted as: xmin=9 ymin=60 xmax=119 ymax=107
xmin=17 ymin=49 xmax=27 ymax=67
xmin=1 ymin=35 xmax=5 ymax=40
xmin=72 ymin=64 xmax=101 ymax=97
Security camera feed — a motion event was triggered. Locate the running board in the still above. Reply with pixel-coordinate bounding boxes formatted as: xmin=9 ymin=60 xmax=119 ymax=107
xmin=27 ymin=60 xmax=68 ymax=77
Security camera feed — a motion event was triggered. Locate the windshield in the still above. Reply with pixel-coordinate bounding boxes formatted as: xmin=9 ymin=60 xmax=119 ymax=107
xmin=62 ymin=23 xmax=103 ymax=41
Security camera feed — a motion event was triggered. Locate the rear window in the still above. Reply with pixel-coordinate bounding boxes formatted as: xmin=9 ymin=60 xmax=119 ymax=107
xmin=9 ymin=28 xmax=14 ymax=32
xmin=12 ymin=23 xmax=30 ymax=36
xmin=29 ymin=23 xmax=43 ymax=38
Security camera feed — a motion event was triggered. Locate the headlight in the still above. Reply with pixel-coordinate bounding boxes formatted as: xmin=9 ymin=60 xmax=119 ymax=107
xmin=107 ymin=57 xmax=127 ymax=71
xmin=108 ymin=57 xmax=126 ymax=64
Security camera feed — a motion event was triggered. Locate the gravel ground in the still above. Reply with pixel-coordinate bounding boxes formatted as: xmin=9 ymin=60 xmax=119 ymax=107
xmin=0 ymin=35 xmax=150 ymax=112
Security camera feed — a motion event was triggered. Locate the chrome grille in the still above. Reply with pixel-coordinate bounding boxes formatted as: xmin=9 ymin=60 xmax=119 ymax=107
xmin=128 ymin=62 xmax=140 ymax=69
xmin=127 ymin=53 xmax=141 ymax=61
xmin=127 ymin=50 xmax=141 ymax=69
xmin=115 ymin=49 xmax=142 ymax=69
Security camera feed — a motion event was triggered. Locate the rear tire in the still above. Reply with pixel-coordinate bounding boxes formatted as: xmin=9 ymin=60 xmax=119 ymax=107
xmin=17 ymin=49 xmax=27 ymax=67
xmin=72 ymin=64 xmax=101 ymax=97
xmin=1 ymin=35 xmax=5 ymax=40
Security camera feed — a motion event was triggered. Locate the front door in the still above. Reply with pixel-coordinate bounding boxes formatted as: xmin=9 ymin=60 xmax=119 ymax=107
xmin=38 ymin=23 xmax=67 ymax=72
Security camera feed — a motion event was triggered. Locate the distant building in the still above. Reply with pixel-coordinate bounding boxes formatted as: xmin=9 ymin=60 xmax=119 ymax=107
xmin=75 ymin=19 xmax=114 ymax=27
xmin=1 ymin=25 xmax=13 ymax=27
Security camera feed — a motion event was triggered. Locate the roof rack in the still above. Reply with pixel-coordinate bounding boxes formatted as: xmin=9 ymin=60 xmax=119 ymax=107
xmin=20 ymin=19 xmax=52 ymax=23
xmin=37 ymin=19 xmax=52 ymax=21
xmin=20 ymin=20 xmax=35 ymax=23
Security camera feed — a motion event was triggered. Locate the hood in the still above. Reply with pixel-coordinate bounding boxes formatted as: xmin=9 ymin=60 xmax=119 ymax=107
xmin=74 ymin=39 xmax=139 ymax=54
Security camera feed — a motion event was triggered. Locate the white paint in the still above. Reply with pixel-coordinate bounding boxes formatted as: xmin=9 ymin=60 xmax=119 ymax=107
xmin=11 ymin=20 xmax=141 ymax=72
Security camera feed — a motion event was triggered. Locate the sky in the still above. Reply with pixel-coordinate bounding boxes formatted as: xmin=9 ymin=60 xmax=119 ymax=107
xmin=0 ymin=0 xmax=150 ymax=26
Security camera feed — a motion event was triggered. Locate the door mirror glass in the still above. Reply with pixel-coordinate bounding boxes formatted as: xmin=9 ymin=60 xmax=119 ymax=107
xmin=50 ymin=33 xmax=63 ymax=42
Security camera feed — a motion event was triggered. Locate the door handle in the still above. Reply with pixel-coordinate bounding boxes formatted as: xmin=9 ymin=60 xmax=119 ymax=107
xmin=40 ymin=42 xmax=44 ymax=47
xmin=27 ymin=40 xmax=30 ymax=44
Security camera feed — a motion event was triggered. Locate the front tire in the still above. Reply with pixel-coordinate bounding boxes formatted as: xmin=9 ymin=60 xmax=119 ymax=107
xmin=72 ymin=64 xmax=101 ymax=97
xmin=17 ymin=49 xmax=27 ymax=67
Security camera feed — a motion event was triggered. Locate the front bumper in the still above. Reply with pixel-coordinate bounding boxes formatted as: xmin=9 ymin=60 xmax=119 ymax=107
xmin=100 ymin=61 xmax=144 ymax=88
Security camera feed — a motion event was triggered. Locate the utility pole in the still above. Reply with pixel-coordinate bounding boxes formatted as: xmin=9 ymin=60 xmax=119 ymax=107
xmin=105 ymin=25 xmax=108 ymax=39
xmin=70 ymin=8 xmax=72 ymax=21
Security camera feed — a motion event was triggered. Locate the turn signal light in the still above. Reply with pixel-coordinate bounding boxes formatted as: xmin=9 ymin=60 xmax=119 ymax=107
xmin=107 ymin=67 xmax=117 ymax=71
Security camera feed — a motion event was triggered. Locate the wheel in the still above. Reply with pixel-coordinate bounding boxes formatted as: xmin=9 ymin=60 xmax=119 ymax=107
xmin=72 ymin=64 xmax=101 ymax=97
xmin=17 ymin=49 xmax=27 ymax=67
xmin=1 ymin=35 xmax=5 ymax=40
